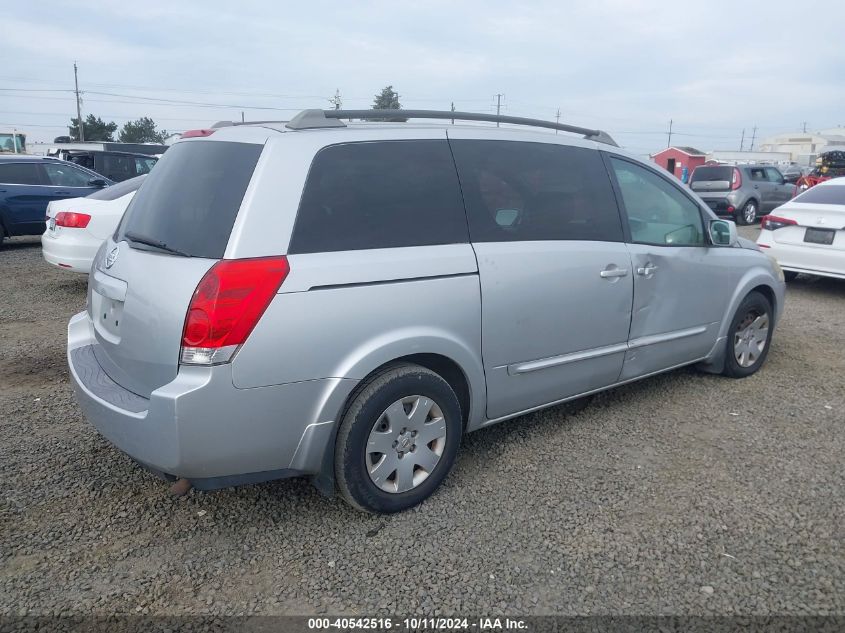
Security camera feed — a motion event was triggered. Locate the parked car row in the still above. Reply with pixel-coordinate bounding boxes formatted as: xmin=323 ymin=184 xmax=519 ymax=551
xmin=12 ymin=111 xmax=839 ymax=514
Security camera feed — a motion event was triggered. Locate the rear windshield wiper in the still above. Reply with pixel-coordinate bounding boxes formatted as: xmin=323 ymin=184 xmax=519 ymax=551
xmin=124 ymin=231 xmax=191 ymax=257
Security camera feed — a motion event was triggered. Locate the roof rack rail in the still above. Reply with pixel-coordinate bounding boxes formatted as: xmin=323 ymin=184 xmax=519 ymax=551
xmin=283 ymin=109 xmax=618 ymax=146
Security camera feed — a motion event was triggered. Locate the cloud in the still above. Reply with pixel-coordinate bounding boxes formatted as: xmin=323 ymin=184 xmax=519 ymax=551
xmin=3 ymin=0 xmax=844 ymax=146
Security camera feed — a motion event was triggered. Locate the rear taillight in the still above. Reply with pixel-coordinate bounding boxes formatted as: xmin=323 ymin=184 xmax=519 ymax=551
xmin=731 ymin=168 xmax=742 ymax=190
xmin=760 ymin=215 xmax=798 ymax=231
xmin=180 ymin=129 xmax=216 ymax=138
xmin=180 ymin=257 xmax=290 ymax=365
xmin=54 ymin=211 xmax=91 ymax=228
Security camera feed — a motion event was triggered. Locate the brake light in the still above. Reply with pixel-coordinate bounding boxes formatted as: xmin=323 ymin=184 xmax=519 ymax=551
xmin=731 ymin=168 xmax=742 ymax=190
xmin=180 ymin=257 xmax=290 ymax=365
xmin=54 ymin=211 xmax=91 ymax=228
xmin=760 ymin=215 xmax=798 ymax=231
xmin=180 ymin=129 xmax=216 ymax=138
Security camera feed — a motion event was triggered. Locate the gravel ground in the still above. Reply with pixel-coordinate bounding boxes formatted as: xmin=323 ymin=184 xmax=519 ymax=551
xmin=1 ymin=228 xmax=844 ymax=618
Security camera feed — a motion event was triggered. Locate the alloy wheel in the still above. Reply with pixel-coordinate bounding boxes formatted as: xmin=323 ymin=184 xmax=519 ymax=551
xmin=744 ymin=203 xmax=757 ymax=224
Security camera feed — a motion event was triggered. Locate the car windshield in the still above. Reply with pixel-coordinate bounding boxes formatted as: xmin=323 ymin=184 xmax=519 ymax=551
xmin=86 ymin=175 xmax=146 ymax=200
xmin=793 ymin=182 xmax=845 ymax=205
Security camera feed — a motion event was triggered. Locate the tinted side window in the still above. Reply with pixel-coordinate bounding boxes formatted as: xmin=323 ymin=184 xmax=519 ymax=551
xmin=610 ymin=157 xmax=705 ymax=247
xmin=765 ymin=167 xmax=783 ymax=183
xmin=289 ymin=140 xmax=468 ymax=254
xmin=102 ymin=154 xmax=137 ymax=181
xmin=43 ymin=162 xmax=94 ymax=187
xmin=748 ymin=167 xmax=767 ymax=182
xmin=450 ymin=140 xmax=623 ymax=242
xmin=0 ymin=163 xmax=41 ymax=185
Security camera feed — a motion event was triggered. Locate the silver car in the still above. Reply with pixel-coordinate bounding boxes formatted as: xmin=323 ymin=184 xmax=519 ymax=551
xmin=690 ymin=164 xmax=795 ymax=225
xmin=68 ymin=110 xmax=785 ymax=513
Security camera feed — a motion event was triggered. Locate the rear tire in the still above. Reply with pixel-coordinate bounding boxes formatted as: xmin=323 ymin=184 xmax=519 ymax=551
xmin=335 ymin=363 xmax=462 ymax=514
xmin=783 ymin=271 xmax=799 ymax=282
xmin=736 ymin=200 xmax=757 ymax=226
xmin=722 ymin=291 xmax=773 ymax=378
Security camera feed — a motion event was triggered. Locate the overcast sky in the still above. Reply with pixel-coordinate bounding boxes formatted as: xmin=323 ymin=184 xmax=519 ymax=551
xmin=3 ymin=0 xmax=844 ymax=153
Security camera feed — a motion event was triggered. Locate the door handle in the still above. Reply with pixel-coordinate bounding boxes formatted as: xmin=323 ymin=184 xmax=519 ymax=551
xmin=600 ymin=268 xmax=628 ymax=278
xmin=637 ymin=264 xmax=658 ymax=276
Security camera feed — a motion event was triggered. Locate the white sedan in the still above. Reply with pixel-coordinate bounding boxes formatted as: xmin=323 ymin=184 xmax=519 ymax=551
xmin=757 ymin=177 xmax=845 ymax=281
xmin=41 ymin=175 xmax=145 ymax=273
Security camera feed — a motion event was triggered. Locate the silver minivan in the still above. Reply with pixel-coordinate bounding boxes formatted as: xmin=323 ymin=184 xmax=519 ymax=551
xmin=68 ymin=110 xmax=785 ymax=513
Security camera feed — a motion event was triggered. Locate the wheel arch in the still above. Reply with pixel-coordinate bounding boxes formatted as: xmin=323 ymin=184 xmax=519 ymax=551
xmin=698 ymin=268 xmax=783 ymax=375
xmin=310 ymin=339 xmax=486 ymax=498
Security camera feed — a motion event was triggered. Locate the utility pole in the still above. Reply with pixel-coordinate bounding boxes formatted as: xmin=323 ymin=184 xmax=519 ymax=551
xmin=749 ymin=125 xmax=757 ymax=151
xmin=802 ymin=121 xmax=807 ymax=133
xmin=740 ymin=129 xmax=745 ymax=151
xmin=330 ymin=89 xmax=342 ymax=110
xmin=450 ymin=101 xmax=455 ymax=124
xmin=495 ymin=93 xmax=503 ymax=127
xmin=555 ymin=108 xmax=561 ymax=134
xmin=73 ymin=61 xmax=84 ymax=142
xmin=666 ymin=119 xmax=673 ymax=148
xmin=241 ymin=111 xmax=245 ymax=123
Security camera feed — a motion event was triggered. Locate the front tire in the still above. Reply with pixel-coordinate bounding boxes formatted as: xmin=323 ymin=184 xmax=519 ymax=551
xmin=722 ymin=291 xmax=773 ymax=378
xmin=335 ymin=363 xmax=462 ymax=514
xmin=737 ymin=200 xmax=758 ymax=226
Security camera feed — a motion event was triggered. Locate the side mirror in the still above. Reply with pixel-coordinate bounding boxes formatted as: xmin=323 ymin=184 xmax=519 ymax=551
xmin=88 ymin=178 xmax=107 ymax=188
xmin=710 ymin=219 xmax=737 ymax=246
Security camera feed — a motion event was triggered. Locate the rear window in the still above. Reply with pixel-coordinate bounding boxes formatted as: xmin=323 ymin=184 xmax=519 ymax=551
xmin=793 ymin=182 xmax=845 ymax=205
xmin=87 ymin=175 xmax=145 ymax=200
xmin=690 ymin=166 xmax=732 ymax=183
xmin=116 ymin=141 xmax=262 ymax=259
xmin=0 ymin=162 xmax=41 ymax=185
xmin=289 ymin=140 xmax=468 ymax=254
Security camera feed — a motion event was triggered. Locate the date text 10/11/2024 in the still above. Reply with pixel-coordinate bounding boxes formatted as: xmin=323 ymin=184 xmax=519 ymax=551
xmin=307 ymin=617 xmax=528 ymax=630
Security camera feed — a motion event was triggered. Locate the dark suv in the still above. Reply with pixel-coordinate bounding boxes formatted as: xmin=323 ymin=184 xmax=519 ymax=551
xmin=60 ymin=150 xmax=158 ymax=183
xmin=690 ymin=164 xmax=794 ymax=225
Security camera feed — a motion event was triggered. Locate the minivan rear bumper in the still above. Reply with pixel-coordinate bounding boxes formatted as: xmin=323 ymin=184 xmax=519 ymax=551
xmin=68 ymin=311 xmax=357 ymax=487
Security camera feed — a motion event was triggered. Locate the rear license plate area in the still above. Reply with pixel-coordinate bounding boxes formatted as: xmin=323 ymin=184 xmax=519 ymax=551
xmin=804 ymin=228 xmax=835 ymax=245
xmin=91 ymin=290 xmax=125 ymax=340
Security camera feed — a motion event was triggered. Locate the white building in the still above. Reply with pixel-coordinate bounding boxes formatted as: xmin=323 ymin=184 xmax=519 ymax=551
xmin=759 ymin=130 xmax=845 ymax=165
xmin=706 ymin=150 xmax=791 ymax=165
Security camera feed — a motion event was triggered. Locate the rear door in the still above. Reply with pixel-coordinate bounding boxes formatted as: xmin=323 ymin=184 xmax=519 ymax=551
xmin=765 ymin=167 xmax=794 ymax=209
xmin=450 ymin=137 xmax=633 ymax=419
xmin=607 ymin=155 xmax=736 ymax=380
xmin=0 ymin=162 xmax=48 ymax=235
xmin=92 ymin=139 xmax=264 ymax=398
xmin=748 ymin=166 xmax=774 ymax=211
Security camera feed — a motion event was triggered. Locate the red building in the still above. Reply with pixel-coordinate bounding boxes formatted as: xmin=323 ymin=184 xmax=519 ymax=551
xmin=651 ymin=146 xmax=706 ymax=182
